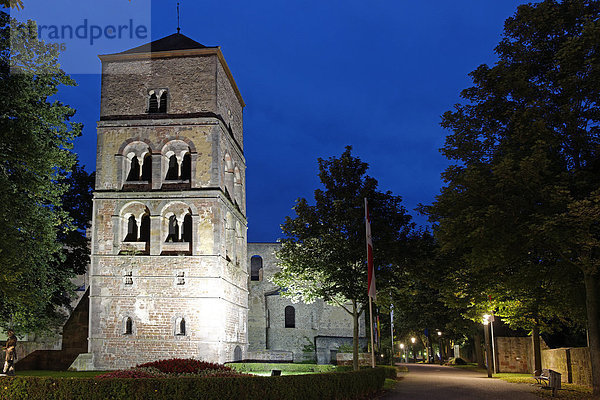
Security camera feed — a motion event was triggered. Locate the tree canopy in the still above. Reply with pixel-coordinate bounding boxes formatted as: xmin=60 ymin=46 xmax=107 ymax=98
xmin=274 ymin=146 xmax=414 ymax=369
xmin=0 ymin=12 xmax=86 ymax=334
xmin=424 ymin=0 xmax=600 ymax=393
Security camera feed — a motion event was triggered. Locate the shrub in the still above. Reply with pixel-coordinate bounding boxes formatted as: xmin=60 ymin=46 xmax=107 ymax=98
xmin=0 ymin=368 xmax=386 ymax=400
xmin=448 ymin=357 xmax=467 ymax=365
xmin=136 ymin=358 xmax=234 ymax=374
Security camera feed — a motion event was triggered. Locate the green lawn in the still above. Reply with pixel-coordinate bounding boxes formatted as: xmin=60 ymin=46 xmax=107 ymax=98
xmin=493 ymin=373 xmax=595 ymax=399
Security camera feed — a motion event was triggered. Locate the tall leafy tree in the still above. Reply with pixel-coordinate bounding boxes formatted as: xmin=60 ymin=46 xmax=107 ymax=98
xmin=425 ymin=0 xmax=600 ymax=393
xmin=273 ymin=146 xmax=414 ymax=370
xmin=0 ymin=12 xmax=83 ymax=334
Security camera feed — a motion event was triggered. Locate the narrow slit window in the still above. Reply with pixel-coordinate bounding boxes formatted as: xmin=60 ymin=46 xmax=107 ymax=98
xmin=124 ymin=271 xmax=133 ymax=285
xmin=250 ymin=256 xmax=263 ymax=281
xmin=176 ymin=271 xmax=185 ymax=285
xmin=148 ymin=92 xmax=158 ymax=113
xmin=285 ymin=306 xmax=295 ymax=328
xmin=158 ymin=91 xmax=167 ymax=113
xmin=176 ymin=317 xmax=186 ymax=336
xmin=124 ymin=317 xmax=133 ymax=335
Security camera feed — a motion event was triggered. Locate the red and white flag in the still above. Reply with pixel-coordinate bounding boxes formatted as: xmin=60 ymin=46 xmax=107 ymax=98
xmin=365 ymin=198 xmax=376 ymax=301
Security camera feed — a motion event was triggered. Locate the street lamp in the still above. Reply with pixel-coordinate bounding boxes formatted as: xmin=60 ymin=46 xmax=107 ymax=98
xmin=437 ymin=331 xmax=443 ymax=363
xmin=411 ymin=337 xmax=416 ymax=363
xmin=483 ymin=315 xmax=493 ymax=378
xmin=400 ymin=343 xmax=405 ymax=363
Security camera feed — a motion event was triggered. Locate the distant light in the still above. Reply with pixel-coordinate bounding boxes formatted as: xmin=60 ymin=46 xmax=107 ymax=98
xmin=411 ymin=337 xmax=416 ymax=344
xmin=437 ymin=331 xmax=442 ymax=336
xmin=483 ymin=314 xmax=490 ymax=325
xmin=400 ymin=343 xmax=405 ymax=349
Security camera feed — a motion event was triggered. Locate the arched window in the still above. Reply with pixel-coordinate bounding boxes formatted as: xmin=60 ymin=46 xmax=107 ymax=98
xmin=166 ymin=215 xmax=179 ymax=242
xmin=125 ymin=216 xmax=138 ymax=241
xmin=234 ymin=346 xmax=242 ymax=361
xmin=182 ymin=214 xmax=192 ymax=243
xmin=250 ymin=256 xmax=263 ymax=281
xmin=285 ymin=306 xmax=295 ymax=328
xmin=141 ymin=154 xmax=152 ymax=182
xmin=124 ymin=317 xmax=133 ymax=335
xmin=139 ymin=214 xmax=150 ymax=242
xmin=148 ymin=92 xmax=158 ymax=113
xmin=175 ymin=317 xmax=186 ymax=336
xmin=158 ymin=91 xmax=168 ymax=113
xmin=180 ymin=153 xmax=191 ymax=181
xmin=166 ymin=155 xmax=179 ymax=180
xmin=127 ymin=157 xmax=140 ymax=181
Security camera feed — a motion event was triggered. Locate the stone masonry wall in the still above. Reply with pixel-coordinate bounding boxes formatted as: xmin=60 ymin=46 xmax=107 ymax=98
xmin=247 ymin=243 xmax=365 ymax=364
xmin=542 ymin=347 xmax=592 ymax=386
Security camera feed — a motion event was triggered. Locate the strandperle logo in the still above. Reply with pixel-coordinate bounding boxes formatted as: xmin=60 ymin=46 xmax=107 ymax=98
xmin=37 ymin=19 xmax=148 ymax=46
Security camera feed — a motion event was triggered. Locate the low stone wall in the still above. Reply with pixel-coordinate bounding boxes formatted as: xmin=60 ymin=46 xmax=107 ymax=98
xmin=541 ymin=347 xmax=592 ymax=386
xmin=336 ymin=352 xmax=371 ymax=366
xmin=569 ymin=347 xmax=592 ymax=387
xmin=495 ymin=337 xmax=531 ymax=373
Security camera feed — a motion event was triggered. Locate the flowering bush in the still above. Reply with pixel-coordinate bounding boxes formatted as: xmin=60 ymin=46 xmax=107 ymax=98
xmin=95 ymin=358 xmax=246 ymax=380
xmin=136 ymin=358 xmax=236 ymax=375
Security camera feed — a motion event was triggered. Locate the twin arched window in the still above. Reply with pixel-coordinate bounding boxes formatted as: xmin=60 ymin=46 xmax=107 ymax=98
xmin=165 ymin=214 xmax=192 ymax=243
xmin=148 ymin=89 xmax=167 ymax=113
xmin=124 ymin=214 xmax=150 ymax=242
xmin=165 ymin=153 xmax=191 ymax=181
xmin=126 ymin=153 xmax=152 ymax=182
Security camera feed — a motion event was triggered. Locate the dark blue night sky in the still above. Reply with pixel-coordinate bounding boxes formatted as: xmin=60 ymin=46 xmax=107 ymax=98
xmin=30 ymin=1 xmax=539 ymax=242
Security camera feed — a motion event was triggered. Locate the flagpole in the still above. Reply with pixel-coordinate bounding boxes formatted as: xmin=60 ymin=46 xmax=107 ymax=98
xmin=369 ymin=296 xmax=375 ymax=368
xmin=365 ymin=198 xmax=376 ymax=368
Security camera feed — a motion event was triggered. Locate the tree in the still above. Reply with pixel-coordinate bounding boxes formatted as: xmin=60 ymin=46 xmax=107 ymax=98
xmin=273 ymin=146 xmax=414 ymax=370
xmin=0 ymin=12 xmax=83 ymax=334
xmin=425 ymin=0 xmax=600 ymax=393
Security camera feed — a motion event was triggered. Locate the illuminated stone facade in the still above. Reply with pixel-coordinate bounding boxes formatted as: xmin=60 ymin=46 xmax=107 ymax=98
xmin=88 ymin=34 xmax=248 ymax=369
xmin=247 ymin=243 xmax=366 ymax=364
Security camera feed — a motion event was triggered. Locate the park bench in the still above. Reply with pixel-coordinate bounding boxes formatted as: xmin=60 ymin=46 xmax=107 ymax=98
xmin=532 ymin=369 xmax=549 ymax=385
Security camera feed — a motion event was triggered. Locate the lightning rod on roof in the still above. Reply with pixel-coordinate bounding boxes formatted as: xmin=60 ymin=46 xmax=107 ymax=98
xmin=177 ymin=1 xmax=181 ymax=34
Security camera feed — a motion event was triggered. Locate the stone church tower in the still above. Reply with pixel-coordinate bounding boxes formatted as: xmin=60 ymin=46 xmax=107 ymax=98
xmin=88 ymin=33 xmax=247 ymax=369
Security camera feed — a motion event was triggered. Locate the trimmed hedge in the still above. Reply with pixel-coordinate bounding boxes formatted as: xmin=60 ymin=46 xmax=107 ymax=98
xmin=0 ymin=368 xmax=386 ymax=400
xmin=228 ymin=363 xmax=336 ymax=373
xmin=336 ymin=365 xmax=398 ymax=379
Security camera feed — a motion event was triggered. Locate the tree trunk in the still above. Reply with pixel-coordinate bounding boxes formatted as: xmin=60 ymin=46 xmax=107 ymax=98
xmin=583 ymin=271 xmax=600 ymax=396
xmin=532 ymin=324 xmax=542 ymax=374
xmin=474 ymin=331 xmax=484 ymax=368
xmin=352 ymin=300 xmax=359 ymax=371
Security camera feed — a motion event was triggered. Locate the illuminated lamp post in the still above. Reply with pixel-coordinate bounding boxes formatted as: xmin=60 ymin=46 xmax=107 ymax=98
xmin=483 ymin=314 xmax=493 ymax=378
xmin=411 ymin=337 xmax=416 ymax=363
xmin=400 ymin=343 xmax=405 ymax=363
xmin=437 ymin=331 xmax=443 ymax=364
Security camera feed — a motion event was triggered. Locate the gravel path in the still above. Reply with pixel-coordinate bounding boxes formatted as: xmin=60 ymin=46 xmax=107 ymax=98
xmin=378 ymin=363 xmax=540 ymax=400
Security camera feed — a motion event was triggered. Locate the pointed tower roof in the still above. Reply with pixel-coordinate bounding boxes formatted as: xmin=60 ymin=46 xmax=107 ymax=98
xmin=119 ymin=33 xmax=217 ymax=54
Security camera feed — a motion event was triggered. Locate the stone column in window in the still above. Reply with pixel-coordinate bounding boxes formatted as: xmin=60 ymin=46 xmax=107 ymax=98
xmin=151 ymin=152 xmax=162 ymax=190
xmin=150 ymin=215 xmax=161 ymax=255
xmin=176 ymin=216 xmax=184 ymax=242
xmin=135 ymin=217 xmax=142 ymax=241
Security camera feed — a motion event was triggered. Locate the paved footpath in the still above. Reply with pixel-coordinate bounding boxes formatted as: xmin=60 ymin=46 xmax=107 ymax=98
xmin=378 ymin=363 xmax=539 ymax=400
